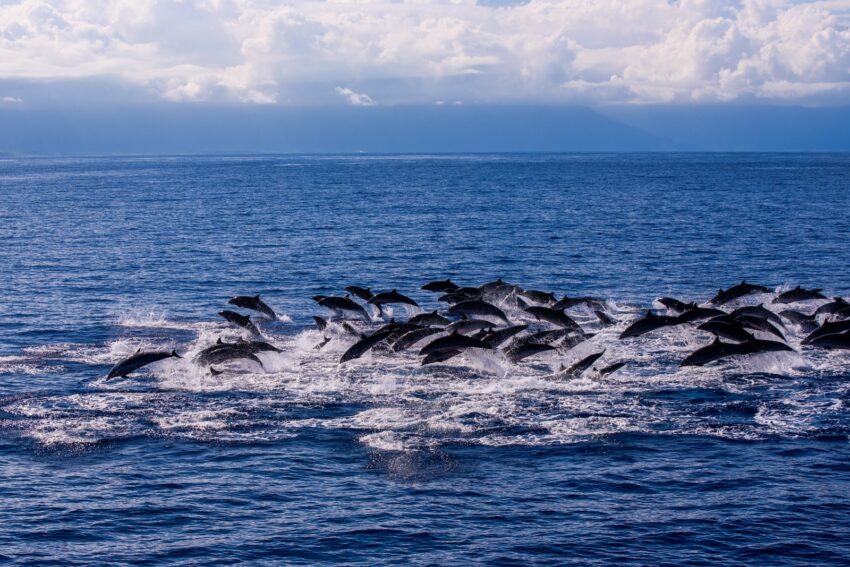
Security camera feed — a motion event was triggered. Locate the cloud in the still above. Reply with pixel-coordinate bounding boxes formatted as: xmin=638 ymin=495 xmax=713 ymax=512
xmin=0 ymin=1 xmax=848 ymax=105
xmin=335 ymin=86 xmax=376 ymax=106
xmin=2 ymin=96 xmax=23 ymax=103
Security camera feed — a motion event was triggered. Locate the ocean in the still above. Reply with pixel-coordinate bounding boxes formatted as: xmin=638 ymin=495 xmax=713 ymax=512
xmin=1 ymin=153 xmax=849 ymax=565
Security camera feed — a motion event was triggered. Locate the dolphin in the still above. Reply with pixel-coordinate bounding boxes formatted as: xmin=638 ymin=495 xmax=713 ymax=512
xmin=380 ymin=321 xmax=425 ymax=345
xmin=218 ymin=310 xmax=261 ymax=335
xmin=483 ymin=283 xmax=523 ymax=304
xmin=339 ymin=324 xmax=400 ymax=363
xmin=480 ymin=325 xmax=528 ymax=348
xmin=728 ymin=304 xmax=785 ymax=328
xmin=392 ymin=327 xmax=444 ymax=352
xmin=408 ymin=311 xmax=451 ymax=327
xmin=195 ymin=347 xmax=266 ymax=368
xmin=552 ymin=295 xmax=606 ymax=311
xmin=814 ymin=298 xmax=849 ymax=316
xmin=107 ymin=349 xmax=181 ymax=379
xmin=519 ymin=289 xmax=556 ymax=305
xmin=317 ymin=296 xmax=371 ymax=321
xmin=228 ymin=295 xmax=277 ymax=320
xmin=675 ymin=305 xmax=727 ymax=323
xmin=778 ymin=309 xmax=818 ymax=330
xmin=526 ymin=328 xmax=573 ymax=345
xmin=505 ymin=342 xmax=557 ymax=363
xmin=446 ymin=318 xmax=493 ymax=335
xmin=438 ymin=287 xmax=483 ymax=304
xmin=708 ymin=281 xmax=771 ymax=305
xmin=657 ymin=297 xmax=693 ymax=314
xmin=344 ymin=286 xmax=374 ymax=302
xmin=597 ymin=361 xmax=627 ymax=377
xmin=448 ymin=300 xmax=510 ymax=325
xmin=419 ymin=331 xmax=493 ymax=356
xmin=313 ymin=316 xmax=329 ymax=331
xmin=735 ymin=315 xmax=786 ymax=341
xmin=524 ymin=306 xmax=581 ymax=331
xmin=554 ymin=351 xmax=606 ymax=379
xmin=697 ymin=320 xmax=754 ymax=343
xmin=773 ymin=286 xmax=826 ymax=304
xmin=421 ymin=350 xmax=463 ymax=366
xmin=421 ymin=279 xmax=460 ymax=293
xmin=681 ymin=337 xmax=792 ymax=367
xmin=802 ymin=319 xmax=850 ymax=344
xmin=341 ymin=322 xmax=366 ymax=339
xmin=619 ymin=311 xmax=682 ymax=339
xmin=809 ymin=332 xmax=850 ymax=350
xmin=367 ymin=289 xmax=419 ymax=309
xmin=194 ymin=340 xmax=278 ymax=365
xmin=479 ymin=278 xmax=507 ymax=294
xmin=594 ymin=310 xmax=617 ymax=325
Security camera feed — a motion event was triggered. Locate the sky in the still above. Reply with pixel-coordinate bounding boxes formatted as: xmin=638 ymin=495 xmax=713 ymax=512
xmin=1 ymin=0 xmax=849 ymax=152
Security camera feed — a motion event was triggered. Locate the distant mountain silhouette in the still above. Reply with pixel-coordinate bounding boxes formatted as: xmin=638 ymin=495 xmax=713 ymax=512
xmin=601 ymin=105 xmax=850 ymax=152
xmin=1 ymin=104 xmax=848 ymax=154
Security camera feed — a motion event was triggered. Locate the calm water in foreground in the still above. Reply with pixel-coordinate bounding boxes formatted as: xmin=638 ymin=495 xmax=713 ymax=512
xmin=1 ymin=154 xmax=849 ymax=565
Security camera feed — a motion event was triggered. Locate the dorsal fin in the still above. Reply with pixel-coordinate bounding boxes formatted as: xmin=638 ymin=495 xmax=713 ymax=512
xmin=254 ymin=294 xmax=260 ymax=300
xmin=217 ymin=337 xmax=223 ymax=344
xmin=135 ymin=347 xmax=141 ymax=354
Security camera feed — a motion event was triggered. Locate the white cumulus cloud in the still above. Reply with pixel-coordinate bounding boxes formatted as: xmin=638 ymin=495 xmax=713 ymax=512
xmin=0 ymin=0 xmax=848 ymax=105
xmin=335 ymin=86 xmax=376 ymax=106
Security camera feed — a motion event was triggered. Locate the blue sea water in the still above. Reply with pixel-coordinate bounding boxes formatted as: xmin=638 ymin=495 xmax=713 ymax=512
xmin=1 ymin=153 xmax=849 ymax=565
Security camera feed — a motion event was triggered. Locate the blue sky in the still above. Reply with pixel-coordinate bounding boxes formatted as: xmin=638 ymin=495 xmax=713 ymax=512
xmin=0 ymin=1 xmax=849 ymax=152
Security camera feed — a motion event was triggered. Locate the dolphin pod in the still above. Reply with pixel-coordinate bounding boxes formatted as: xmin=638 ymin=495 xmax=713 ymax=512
xmin=104 ymin=280 xmax=849 ymax=380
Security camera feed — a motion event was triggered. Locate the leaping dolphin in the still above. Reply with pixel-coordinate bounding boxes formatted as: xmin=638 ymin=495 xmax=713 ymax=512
xmin=367 ymin=289 xmax=419 ymax=309
xmin=421 ymin=279 xmax=460 ymax=293
xmin=524 ymin=306 xmax=581 ymax=331
xmin=681 ymin=337 xmax=792 ymax=367
xmin=505 ymin=342 xmax=557 ymax=363
xmin=408 ymin=311 xmax=451 ymax=327
xmin=773 ymin=286 xmax=827 ymax=304
xmin=317 ymin=296 xmax=371 ymax=321
xmin=708 ymin=281 xmax=771 ymax=305
xmin=553 ymin=351 xmax=606 ymax=379
xmin=809 ymin=332 xmax=850 ymax=350
xmin=419 ymin=331 xmax=492 ymax=356
xmin=448 ymin=300 xmax=510 ymax=325
xmin=218 ymin=310 xmax=261 ymax=335
xmin=228 ymin=295 xmax=277 ymax=320
xmin=344 ymin=286 xmax=374 ymax=302
xmin=107 ymin=349 xmax=181 ymax=379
